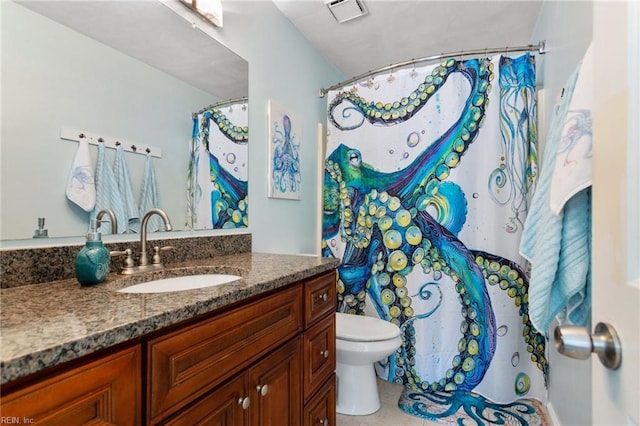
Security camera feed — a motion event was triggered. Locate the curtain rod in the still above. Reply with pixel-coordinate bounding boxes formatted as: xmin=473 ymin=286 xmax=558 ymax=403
xmin=193 ymin=96 xmax=248 ymax=117
xmin=319 ymin=40 xmax=546 ymax=98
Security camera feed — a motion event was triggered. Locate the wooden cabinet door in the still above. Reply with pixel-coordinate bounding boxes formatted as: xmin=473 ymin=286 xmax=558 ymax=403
xmin=162 ymin=375 xmax=249 ymax=426
xmin=303 ymin=313 xmax=336 ymax=403
xmin=249 ymin=337 xmax=302 ymax=426
xmin=303 ymin=375 xmax=336 ymax=426
xmin=0 ymin=345 xmax=141 ymax=426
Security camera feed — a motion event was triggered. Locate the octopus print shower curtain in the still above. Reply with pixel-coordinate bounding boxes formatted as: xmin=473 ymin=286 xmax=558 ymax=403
xmin=187 ymin=101 xmax=248 ymax=230
xmin=322 ymin=54 xmax=546 ymax=406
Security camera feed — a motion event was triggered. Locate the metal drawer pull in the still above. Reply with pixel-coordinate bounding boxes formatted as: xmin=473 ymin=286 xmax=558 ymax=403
xmin=321 ymin=349 xmax=329 ymax=359
xmin=238 ymin=396 xmax=251 ymax=409
xmin=318 ymin=293 xmax=328 ymax=302
xmin=319 ymin=419 xmax=329 ymax=426
xmin=256 ymin=384 xmax=269 ymax=396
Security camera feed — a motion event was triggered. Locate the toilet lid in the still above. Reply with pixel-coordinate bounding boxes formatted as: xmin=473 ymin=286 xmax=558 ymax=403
xmin=336 ymin=312 xmax=400 ymax=342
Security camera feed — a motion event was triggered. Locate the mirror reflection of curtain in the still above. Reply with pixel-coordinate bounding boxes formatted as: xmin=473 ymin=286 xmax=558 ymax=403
xmin=187 ymin=102 xmax=248 ymax=229
xmin=323 ymin=54 xmax=545 ymax=407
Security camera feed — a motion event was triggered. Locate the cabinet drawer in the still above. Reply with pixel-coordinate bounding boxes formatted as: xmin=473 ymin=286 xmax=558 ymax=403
xmin=304 ymin=271 xmax=336 ymax=327
xmin=0 ymin=345 xmax=141 ymax=425
xmin=147 ymin=284 xmax=303 ymax=424
xmin=303 ymin=313 xmax=336 ymax=402
xmin=303 ymin=374 xmax=336 ymax=426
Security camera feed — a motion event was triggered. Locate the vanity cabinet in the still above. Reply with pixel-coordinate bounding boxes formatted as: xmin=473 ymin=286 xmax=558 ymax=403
xmin=163 ymin=337 xmax=301 ymax=426
xmin=0 ymin=269 xmax=337 ymax=426
xmin=0 ymin=345 xmax=141 ymax=425
xmin=146 ymin=285 xmax=303 ymax=424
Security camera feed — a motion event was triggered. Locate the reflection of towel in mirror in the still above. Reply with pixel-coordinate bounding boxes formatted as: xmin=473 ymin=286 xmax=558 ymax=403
xmin=139 ymin=153 xmax=164 ymax=232
xmin=520 ymin=49 xmax=592 ymax=334
xmin=65 ymin=138 xmax=96 ymax=211
xmin=90 ymin=143 xmax=127 ymax=234
xmin=113 ymin=145 xmax=140 ymax=232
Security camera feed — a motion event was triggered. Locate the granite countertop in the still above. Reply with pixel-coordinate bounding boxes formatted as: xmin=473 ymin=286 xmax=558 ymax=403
xmin=0 ymin=252 xmax=339 ymax=385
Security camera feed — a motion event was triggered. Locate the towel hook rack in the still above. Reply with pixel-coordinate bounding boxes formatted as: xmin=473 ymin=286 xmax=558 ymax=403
xmin=59 ymin=127 xmax=162 ymax=158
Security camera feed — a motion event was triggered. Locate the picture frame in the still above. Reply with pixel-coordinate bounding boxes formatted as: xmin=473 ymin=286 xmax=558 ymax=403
xmin=267 ymin=100 xmax=302 ymax=199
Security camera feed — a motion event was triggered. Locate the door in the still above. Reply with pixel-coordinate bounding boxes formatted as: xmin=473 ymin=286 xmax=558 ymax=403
xmin=592 ymin=1 xmax=639 ymax=424
xmin=249 ymin=337 xmax=302 ymax=426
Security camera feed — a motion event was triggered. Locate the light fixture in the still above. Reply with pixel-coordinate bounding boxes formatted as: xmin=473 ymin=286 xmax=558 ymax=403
xmin=179 ymin=0 xmax=223 ymax=27
xmin=325 ymin=0 xmax=368 ymax=24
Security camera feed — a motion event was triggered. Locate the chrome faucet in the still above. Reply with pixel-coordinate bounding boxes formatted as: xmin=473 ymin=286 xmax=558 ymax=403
xmin=139 ymin=208 xmax=173 ymax=267
xmin=96 ymin=208 xmax=118 ymax=234
xmin=111 ymin=208 xmax=173 ymax=275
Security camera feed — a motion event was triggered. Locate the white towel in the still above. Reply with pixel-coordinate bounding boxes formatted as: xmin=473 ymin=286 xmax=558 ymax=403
xmin=139 ymin=153 xmax=164 ymax=232
xmin=113 ymin=145 xmax=140 ymax=232
xmin=90 ymin=143 xmax=127 ymax=234
xmin=550 ymin=43 xmax=593 ymax=215
xmin=65 ymin=137 xmax=96 ymax=211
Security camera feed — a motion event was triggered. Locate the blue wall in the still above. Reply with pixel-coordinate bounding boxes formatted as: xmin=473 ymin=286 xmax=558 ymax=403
xmin=212 ymin=1 xmax=344 ymax=254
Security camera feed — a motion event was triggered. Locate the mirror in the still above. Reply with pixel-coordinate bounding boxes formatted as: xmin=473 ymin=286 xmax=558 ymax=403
xmin=0 ymin=0 xmax=249 ymax=241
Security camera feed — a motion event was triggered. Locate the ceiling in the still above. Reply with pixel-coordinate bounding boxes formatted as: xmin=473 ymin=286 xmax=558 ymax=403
xmin=272 ymin=0 xmax=543 ymax=79
xmin=16 ymin=0 xmax=248 ymax=99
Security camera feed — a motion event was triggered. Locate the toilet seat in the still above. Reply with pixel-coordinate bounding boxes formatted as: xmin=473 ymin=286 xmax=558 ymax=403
xmin=336 ymin=312 xmax=400 ymax=342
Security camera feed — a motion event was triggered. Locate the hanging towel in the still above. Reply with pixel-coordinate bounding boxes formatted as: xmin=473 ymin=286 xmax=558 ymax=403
xmin=139 ymin=153 xmax=164 ymax=232
xmin=519 ymin=48 xmax=592 ymax=334
xmin=113 ymin=144 xmax=140 ymax=232
xmin=90 ymin=143 xmax=127 ymax=234
xmin=65 ymin=137 xmax=96 ymax=211
xmin=550 ymin=43 xmax=594 ymax=215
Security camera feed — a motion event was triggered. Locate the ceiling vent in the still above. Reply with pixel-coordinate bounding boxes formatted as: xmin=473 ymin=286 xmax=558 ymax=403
xmin=325 ymin=0 xmax=368 ymax=24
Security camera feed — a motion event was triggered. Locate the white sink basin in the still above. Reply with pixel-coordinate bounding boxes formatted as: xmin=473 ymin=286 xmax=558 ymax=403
xmin=117 ymin=274 xmax=241 ymax=294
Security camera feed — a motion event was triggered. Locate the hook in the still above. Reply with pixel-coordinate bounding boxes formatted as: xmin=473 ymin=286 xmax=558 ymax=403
xmin=115 ymin=141 xmax=121 ymax=147
xmin=145 ymin=148 xmax=151 ymax=154
xmin=79 ymin=133 xmax=86 ymax=139
xmin=98 ymin=137 xmax=104 ymax=143
xmin=131 ymin=145 xmax=137 ymax=152
xmin=457 ymin=50 xmax=465 ymax=70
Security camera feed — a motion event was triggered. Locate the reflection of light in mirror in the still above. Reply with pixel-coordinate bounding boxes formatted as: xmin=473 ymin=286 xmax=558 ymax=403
xmin=178 ymin=0 xmax=223 ymax=27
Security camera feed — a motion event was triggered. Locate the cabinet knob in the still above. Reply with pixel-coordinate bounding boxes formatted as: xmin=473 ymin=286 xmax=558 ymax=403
xmin=319 ymin=293 xmax=328 ymax=302
xmin=319 ymin=419 xmax=329 ymax=426
xmin=321 ymin=349 xmax=329 ymax=359
xmin=238 ymin=396 xmax=251 ymax=410
xmin=256 ymin=384 xmax=269 ymax=396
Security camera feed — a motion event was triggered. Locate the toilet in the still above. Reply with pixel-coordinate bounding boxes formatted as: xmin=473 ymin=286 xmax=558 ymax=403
xmin=335 ymin=312 xmax=402 ymax=416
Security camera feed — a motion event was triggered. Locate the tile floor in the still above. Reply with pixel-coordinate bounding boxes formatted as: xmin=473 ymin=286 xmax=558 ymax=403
xmin=336 ymin=379 xmax=439 ymax=426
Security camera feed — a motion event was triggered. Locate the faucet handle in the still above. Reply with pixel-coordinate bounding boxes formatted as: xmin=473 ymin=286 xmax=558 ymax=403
xmin=110 ymin=248 xmax=134 ymax=268
xmin=152 ymin=246 xmax=175 ymax=265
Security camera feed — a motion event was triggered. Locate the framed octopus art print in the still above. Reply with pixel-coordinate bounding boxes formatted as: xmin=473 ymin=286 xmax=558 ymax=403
xmin=267 ymin=100 xmax=302 ymax=200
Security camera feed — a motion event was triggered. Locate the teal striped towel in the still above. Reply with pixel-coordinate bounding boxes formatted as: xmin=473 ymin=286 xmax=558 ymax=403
xmin=90 ymin=143 xmax=127 ymax=234
xmin=520 ymin=56 xmax=591 ymax=334
xmin=113 ymin=145 xmax=140 ymax=232
xmin=139 ymin=153 xmax=164 ymax=232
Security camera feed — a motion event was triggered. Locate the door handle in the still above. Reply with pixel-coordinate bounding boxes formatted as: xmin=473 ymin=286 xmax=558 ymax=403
xmin=554 ymin=322 xmax=622 ymax=369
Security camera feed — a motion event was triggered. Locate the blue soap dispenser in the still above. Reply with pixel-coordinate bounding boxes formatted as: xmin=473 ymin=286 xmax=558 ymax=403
xmin=75 ymin=219 xmax=110 ymax=286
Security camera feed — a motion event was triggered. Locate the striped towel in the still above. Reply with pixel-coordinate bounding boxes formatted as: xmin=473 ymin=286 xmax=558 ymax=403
xmin=139 ymin=153 xmax=164 ymax=232
xmin=90 ymin=143 xmax=127 ymax=234
xmin=113 ymin=145 xmax=140 ymax=232
xmin=519 ymin=52 xmax=592 ymax=334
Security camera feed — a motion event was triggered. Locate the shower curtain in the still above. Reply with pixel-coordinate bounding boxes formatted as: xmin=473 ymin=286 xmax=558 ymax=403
xmin=322 ymin=54 xmax=546 ymax=405
xmin=187 ymin=102 xmax=248 ymax=230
